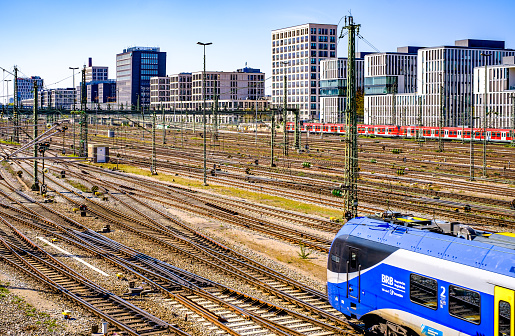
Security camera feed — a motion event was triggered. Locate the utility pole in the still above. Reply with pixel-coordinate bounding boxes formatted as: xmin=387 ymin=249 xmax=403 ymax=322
xmin=213 ymin=77 xmax=219 ymax=143
xmin=294 ymin=107 xmax=300 ymax=150
xmin=470 ymin=106 xmax=475 ymax=181
xmin=162 ymin=103 xmax=166 ymax=144
xmin=391 ymin=86 xmax=396 ymax=126
xmin=79 ymin=66 xmax=88 ymax=158
xmin=31 ymin=81 xmax=39 ymax=191
xmin=282 ymin=61 xmax=289 ymax=156
xmin=417 ymin=96 xmax=423 ymax=147
xmin=137 ymin=95 xmax=143 ymax=140
xmin=70 ymin=66 xmax=79 ymax=155
xmin=271 ymin=109 xmax=276 ymax=167
xmin=481 ymin=53 xmax=491 ymax=177
xmin=197 ymin=41 xmax=212 ymax=186
xmin=341 ymin=16 xmax=360 ymax=220
xmin=13 ymin=66 xmax=19 ymax=143
xmin=151 ymin=107 xmax=157 ymax=175
xmin=511 ymin=94 xmax=515 ymax=146
xmin=254 ymin=98 xmax=258 ymax=145
xmin=438 ymin=74 xmax=444 ymax=152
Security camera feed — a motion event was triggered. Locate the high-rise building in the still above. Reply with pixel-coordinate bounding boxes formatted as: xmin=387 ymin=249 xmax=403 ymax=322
xmin=271 ymin=23 xmax=338 ymax=121
xmin=364 ymin=40 xmax=515 ymax=127
xmin=85 ymin=57 xmax=108 ymax=82
xmin=473 ymin=56 xmax=515 ymax=129
xmin=17 ymin=76 xmax=44 ymax=103
xmin=319 ymin=55 xmax=366 ymax=123
xmin=364 ymin=47 xmax=421 ymax=125
xmin=116 ymin=47 xmax=166 ymax=108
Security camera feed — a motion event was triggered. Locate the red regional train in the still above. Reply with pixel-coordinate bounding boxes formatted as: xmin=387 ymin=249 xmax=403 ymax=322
xmin=286 ymin=122 xmax=515 ymax=142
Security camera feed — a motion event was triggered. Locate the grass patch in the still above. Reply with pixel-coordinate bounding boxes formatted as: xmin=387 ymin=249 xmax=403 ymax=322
xmin=93 ymin=163 xmax=341 ymax=218
xmin=0 ymin=139 xmax=20 ymax=145
xmin=66 ymin=179 xmax=90 ymax=192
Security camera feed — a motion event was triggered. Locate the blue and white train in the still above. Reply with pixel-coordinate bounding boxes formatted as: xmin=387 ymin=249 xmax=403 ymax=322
xmin=327 ymin=215 xmax=515 ymax=336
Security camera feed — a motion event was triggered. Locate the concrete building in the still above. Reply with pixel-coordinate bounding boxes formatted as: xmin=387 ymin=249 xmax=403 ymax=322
xmin=271 ymin=23 xmax=338 ymax=121
xmin=85 ymin=58 xmax=108 ymax=82
xmin=363 ymin=47 xmax=420 ymax=125
xmin=364 ymin=40 xmax=515 ymax=127
xmin=170 ymin=73 xmax=192 ymax=110
xmin=37 ymin=88 xmax=75 ymax=109
xmin=116 ymin=47 xmax=166 ymax=108
xmin=150 ymin=76 xmax=171 ymax=110
xmin=17 ymin=76 xmax=44 ymax=103
xmin=150 ymin=67 xmax=265 ymax=111
xmin=319 ymin=55 xmax=366 ymax=123
xmin=473 ymin=56 xmax=515 ymax=129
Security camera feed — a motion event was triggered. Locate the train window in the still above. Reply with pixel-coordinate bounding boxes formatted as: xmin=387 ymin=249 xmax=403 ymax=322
xmin=410 ymin=274 xmax=438 ymax=310
xmin=331 ymin=255 xmax=340 ymax=263
xmin=449 ymin=285 xmax=481 ymax=324
xmin=349 ymin=248 xmax=358 ymax=271
xmin=499 ymin=300 xmax=511 ymax=336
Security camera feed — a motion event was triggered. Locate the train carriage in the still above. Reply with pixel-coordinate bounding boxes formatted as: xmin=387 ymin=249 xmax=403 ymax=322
xmin=327 ymin=216 xmax=515 ymax=336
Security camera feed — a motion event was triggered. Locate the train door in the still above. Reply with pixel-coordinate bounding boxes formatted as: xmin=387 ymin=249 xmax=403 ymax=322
xmin=502 ymin=132 xmax=507 ymax=141
xmin=347 ymin=247 xmax=361 ymax=301
xmin=495 ymin=286 xmax=514 ymax=336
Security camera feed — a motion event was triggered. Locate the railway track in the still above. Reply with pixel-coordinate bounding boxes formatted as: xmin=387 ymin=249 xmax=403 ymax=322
xmin=5 ymin=161 xmax=366 ymax=334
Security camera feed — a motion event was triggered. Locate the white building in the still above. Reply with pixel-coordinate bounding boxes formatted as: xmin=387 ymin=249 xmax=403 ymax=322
xmin=37 ymin=88 xmax=75 ymax=109
xmin=473 ymin=56 xmax=515 ymax=129
xmin=364 ymin=40 xmax=515 ymax=127
xmin=271 ymin=23 xmax=338 ymax=121
xmin=85 ymin=58 xmax=108 ymax=83
xmin=170 ymin=73 xmax=192 ymax=110
xmin=150 ymin=77 xmax=171 ymax=110
xmin=150 ymin=67 xmax=265 ymax=111
xmin=319 ymin=56 xmax=366 ymax=123
xmin=363 ymin=47 xmax=420 ymax=125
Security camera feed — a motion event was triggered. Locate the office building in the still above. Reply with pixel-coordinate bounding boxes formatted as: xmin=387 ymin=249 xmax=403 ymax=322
xmin=271 ymin=23 xmax=338 ymax=121
xmin=37 ymin=88 xmax=75 ymax=109
xmin=85 ymin=58 xmax=108 ymax=82
xmin=116 ymin=47 xmax=166 ymax=108
xmin=364 ymin=40 xmax=515 ymax=127
xmin=319 ymin=56 xmax=366 ymax=123
xmin=150 ymin=67 xmax=265 ymax=111
xmin=16 ymin=76 xmax=44 ymax=103
xmin=363 ymin=47 xmax=420 ymax=125
xmin=473 ymin=56 xmax=515 ymax=129
xmin=150 ymin=76 xmax=171 ymax=109
xmin=170 ymin=73 xmax=192 ymax=110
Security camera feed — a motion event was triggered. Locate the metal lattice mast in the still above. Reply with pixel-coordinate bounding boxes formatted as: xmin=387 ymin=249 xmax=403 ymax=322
xmin=294 ymin=107 xmax=300 ymax=150
xmin=31 ymin=81 xmax=39 ymax=191
xmin=13 ymin=66 xmax=19 ymax=143
xmin=282 ymin=68 xmax=288 ymax=156
xmin=162 ymin=103 xmax=166 ymax=144
xmin=271 ymin=109 xmax=276 ymax=167
xmin=213 ymin=77 xmax=219 ymax=142
xmin=151 ymin=107 xmax=157 ymax=175
xmin=438 ymin=75 xmax=444 ymax=152
xmin=511 ymin=94 xmax=515 ymax=146
xmin=417 ymin=96 xmax=423 ymax=146
xmin=341 ymin=16 xmax=360 ymax=219
xmin=79 ymin=66 xmax=88 ymax=157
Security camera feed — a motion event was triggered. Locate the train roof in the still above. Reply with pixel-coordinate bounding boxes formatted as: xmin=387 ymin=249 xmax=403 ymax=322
xmin=338 ymin=217 xmax=515 ymax=278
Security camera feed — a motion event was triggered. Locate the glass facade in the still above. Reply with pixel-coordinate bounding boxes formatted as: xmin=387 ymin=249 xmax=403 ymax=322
xmin=320 ymin=79 xmax=347 ymax=96
xmin=364 ymin=76 xmax=398 ymax=95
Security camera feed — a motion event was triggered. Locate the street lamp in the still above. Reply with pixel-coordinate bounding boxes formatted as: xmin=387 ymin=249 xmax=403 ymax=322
xmin=197 ymin=41 xmax=212 ymax=186
xmin=480 ymin=53 xmax=491 ymax=178
xmin=69 ymin=67 xmax=79 ymax=155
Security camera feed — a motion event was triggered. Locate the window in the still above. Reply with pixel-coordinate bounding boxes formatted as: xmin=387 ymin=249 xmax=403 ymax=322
xmin=449 ymin=285 xmax=481 ymax=324
xmin=499 ymin=300 xmax=511 ymax=336
xmin=410 ymin=274 xmax=437 ymax=309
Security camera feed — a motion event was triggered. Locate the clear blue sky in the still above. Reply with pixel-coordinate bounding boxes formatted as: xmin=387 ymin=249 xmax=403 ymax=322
xmin=1 ymin=0 xmax=514 ymax=97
